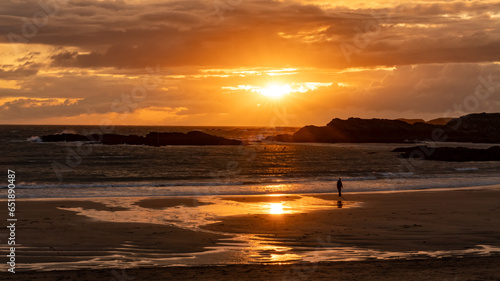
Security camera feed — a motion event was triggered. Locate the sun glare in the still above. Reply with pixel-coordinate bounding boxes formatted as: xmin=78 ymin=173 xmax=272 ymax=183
xmin=258 ymin=84 xmax=292 ymax=99
xmin=269 ymin=203 xmax=284 ymax=214
xmin=222 ymin=81 xmax=333 ymax=101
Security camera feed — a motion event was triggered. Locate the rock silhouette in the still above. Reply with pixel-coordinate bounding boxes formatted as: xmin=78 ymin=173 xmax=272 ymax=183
xmin=392 ymin=146 xmax=500 ymax=161
xmin=268 ymin=113 xmax=500 ymax=144
xmin=40 ymin=131 xmax=242 ymax=146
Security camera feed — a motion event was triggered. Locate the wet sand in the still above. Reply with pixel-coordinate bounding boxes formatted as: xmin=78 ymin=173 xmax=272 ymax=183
xmin=204 ymin=187 xmax=500 ymax=252
xmin=1 ymin=186 xmax=499 ymax=279
xmin=6 ymin=200 xmax=224 ymax=265
xmin=3 ymin=256 xmax=500 ymax=281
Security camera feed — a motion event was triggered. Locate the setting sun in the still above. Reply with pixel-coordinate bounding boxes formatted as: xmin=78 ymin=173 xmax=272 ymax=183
xmin=257 ymin=84 xmax=293 ymax=99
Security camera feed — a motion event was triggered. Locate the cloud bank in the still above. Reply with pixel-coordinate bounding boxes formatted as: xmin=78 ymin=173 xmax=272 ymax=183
xmin=0 ymin=0 xmax=499 ymax=125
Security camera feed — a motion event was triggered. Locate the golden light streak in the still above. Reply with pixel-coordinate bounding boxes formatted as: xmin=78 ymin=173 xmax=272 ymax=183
xmin=200 ymin=68 xmax=299 ymax=77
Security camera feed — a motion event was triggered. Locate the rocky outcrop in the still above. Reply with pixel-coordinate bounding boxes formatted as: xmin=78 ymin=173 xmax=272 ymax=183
xmin=396 ymin=118 xmax=425 ymax=124
xmin=40 ymin=131 xmax=242 ymax=146
xmin=271 ymin=118 xmax=439 ymax=143
xmin=426 ymin=118 xmax=454 ymax=125
xmin=268 ymin=113 xmax=500 ymax=144
xmin=40 ymin=134 xmax=89 ymax=142
xmin=392 ymin=146 xmax=500 ymax=161
xmin=397 ymin=118 xmax=454 ymax=125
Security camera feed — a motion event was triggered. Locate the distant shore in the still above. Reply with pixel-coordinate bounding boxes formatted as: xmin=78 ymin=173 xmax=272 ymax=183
xmin=2 ymin=186 xmax=500 ymax=279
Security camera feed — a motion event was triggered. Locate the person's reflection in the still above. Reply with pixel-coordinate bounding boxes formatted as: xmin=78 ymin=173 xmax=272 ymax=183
xmin=337 ymin=200 xmax=343 ymax=208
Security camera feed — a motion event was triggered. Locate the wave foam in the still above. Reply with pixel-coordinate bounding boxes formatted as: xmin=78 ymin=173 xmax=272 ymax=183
xmin=454 ymin=167 xmax=479 ymax=171
xmin=26 ymin=136 xmax=42 ymax=142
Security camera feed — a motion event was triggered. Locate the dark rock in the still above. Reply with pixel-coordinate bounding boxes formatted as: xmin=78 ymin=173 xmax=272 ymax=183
xmin=40 ymin=133 xmax=89 ymax=142
xmin=392 ymin=146 xmax=500 ymax=161
xmin=397 ymin=118 xmax=426 ymax=124
xmin=39 ymin=131 xmax=242 ymax=146
xmin=145 ymin=131 xmax=242 ymax=146
xmin=267 ymin=113 xmax=500 ymax=144
xmin=426 ymin=118 xmax=453 ymax=125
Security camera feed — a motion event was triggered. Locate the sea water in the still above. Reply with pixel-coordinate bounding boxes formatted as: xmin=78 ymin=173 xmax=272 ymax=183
xmin=1 ymin=125 xmax=500 ymax=198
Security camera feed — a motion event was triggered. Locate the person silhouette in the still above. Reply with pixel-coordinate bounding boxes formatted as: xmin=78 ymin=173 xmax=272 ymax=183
xmin=337 ymin=178 xmax=343 ymax=197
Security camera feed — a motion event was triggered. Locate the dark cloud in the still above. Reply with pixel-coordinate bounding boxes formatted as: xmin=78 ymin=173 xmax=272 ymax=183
xmin=0 ymin=62 xmax=40 ymax=79
xmin=50 ymin=50 xmax=77 ymax=67
xmin=1 ymin=0 xmax=499 ymax=69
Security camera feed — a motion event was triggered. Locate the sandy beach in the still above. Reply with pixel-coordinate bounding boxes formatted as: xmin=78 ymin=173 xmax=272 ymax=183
xmin=2 ymin=186 xmax=500 ymax=280
xmin=3 ymin=256 xmax=500 ymax=280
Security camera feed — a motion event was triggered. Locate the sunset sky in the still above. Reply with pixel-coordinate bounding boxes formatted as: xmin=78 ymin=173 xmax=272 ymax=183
xmin=1 ymin=0 xmax=500 ymax=126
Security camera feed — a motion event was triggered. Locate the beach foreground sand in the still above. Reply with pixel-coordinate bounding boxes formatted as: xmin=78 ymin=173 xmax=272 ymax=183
xmin=1 ymin=186 xmax=500 ymax=280
xmin=203 ymin=188 xmax=500 ymax=252
xmin=2 ymin=256 xmax=499 ymax=280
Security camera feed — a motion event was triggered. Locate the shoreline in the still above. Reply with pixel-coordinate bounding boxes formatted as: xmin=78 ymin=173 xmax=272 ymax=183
xmin=7 ymin=182 xmax=500 ymax=201
xmin=1 ymin=186 xmax=499 ymax=278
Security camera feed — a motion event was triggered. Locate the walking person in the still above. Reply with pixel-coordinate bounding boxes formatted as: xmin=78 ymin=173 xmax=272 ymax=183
xmin=337 ymin=178 xmax=343 ymax=197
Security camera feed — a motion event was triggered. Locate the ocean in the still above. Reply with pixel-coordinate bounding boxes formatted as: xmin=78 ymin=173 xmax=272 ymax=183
xmin=2 ymin=125 xmax=500 ymax=198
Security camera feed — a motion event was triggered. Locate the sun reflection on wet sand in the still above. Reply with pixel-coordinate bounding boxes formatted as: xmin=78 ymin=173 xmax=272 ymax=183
xmin=212 ymin=234 xmax=303 ymax=264
xmin=268 ymin=203 xmax=285 ymax=214
xmin=50 ymin=194 xmax=361 ymax=269
xmin=57 ymin=194 xmax=355 ymax=231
